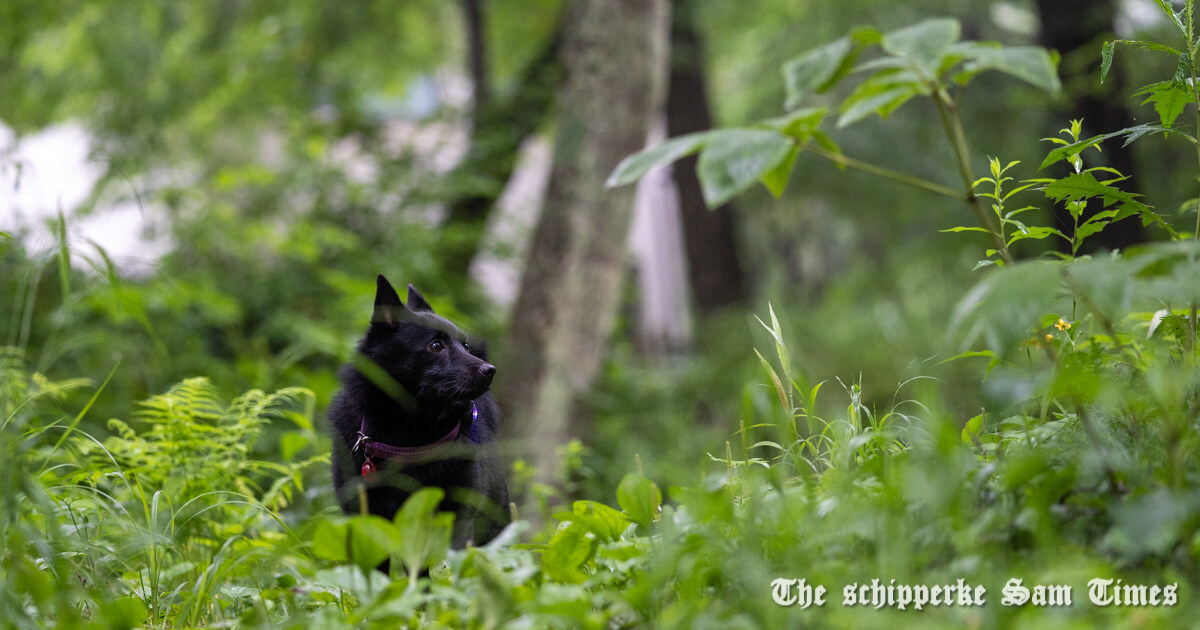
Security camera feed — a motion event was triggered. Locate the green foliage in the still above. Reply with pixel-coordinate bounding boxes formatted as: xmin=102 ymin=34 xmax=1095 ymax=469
xmin=12 ymin=3 xmax=1200 ymax=627
xmin=609 ymin=16 xmax=1062 ymax=265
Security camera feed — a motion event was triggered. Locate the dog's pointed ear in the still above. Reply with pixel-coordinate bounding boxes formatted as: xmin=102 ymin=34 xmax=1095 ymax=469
xmin=373 ymin=275 xmax=407 ymax=324
xmin=407 ymin=284 xmax=435 ymax=313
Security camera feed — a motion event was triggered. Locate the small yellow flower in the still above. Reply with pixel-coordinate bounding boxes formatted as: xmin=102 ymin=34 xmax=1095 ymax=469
xmin=1045 ymin=334 xmax=1054 ymax=342
xmin=1055 ymin=318 xmax=1071 ymax=331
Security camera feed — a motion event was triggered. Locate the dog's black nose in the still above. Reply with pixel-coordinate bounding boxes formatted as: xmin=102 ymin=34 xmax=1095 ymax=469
xmin=479 ymin=363 xmax=496 ymax=378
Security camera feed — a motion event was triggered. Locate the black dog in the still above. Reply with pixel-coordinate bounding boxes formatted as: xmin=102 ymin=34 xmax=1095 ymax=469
xmin=329 ymin=275 xmax=510 ymax=548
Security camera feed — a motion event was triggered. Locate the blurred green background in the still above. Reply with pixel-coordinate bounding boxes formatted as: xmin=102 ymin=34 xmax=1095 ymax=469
xmin=3 ymin=0 xmax=1182 ymax=495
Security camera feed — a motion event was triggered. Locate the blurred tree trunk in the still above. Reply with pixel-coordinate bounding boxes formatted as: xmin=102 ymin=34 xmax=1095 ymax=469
xmin=437 ymin=8 xmax=562 ymax=284
xmin=1036 ymin=0 xmax=1144 ymax=251
xmin=501 ymin=0 xmax=669 ymax=483
xmin=462 ymin=0 xmax=489 ymax=108
xmin=667 ymin=0 xmax=746 ymax=315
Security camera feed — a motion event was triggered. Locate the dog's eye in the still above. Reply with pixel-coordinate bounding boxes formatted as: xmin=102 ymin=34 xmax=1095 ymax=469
xmin=462 ymin=341 xmax=470 ymax=351
xmin=429 ymin=340 xmax=444 ymax=353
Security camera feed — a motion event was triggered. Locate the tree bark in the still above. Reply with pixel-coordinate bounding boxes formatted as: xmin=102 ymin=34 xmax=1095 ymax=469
xmin=1036 ymin=0 xmax=1145 ymax=251
xmin=667 ymin=0 xmax=747 ymax=315
xmin=461 ymin=0 xmax=489 ymax=109
xmin=501 ymin=0 xmax=670 ymax=483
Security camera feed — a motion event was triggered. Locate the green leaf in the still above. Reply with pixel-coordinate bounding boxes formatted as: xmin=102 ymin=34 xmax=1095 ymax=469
xmin=312 ymin=520 xmax=349 ymax=562
xmin=1120 ymin=123 xmax=1192 ymax=145
xmin=837 ymin=79 xmax=922 ymax=128
xmin=951 ymin=261 xmax=1062 ymax=356
xmin=394 ymin=488 xmax=454 ymax=574
xmin=1102 ymin=38 xmax=1183 ymax=83
xmin=1174 ymin=52 xmax=1193 ymax=84
xmin=761 ymin=145 xmax=799 ymax=198
xmin=1154 ymin=0 xmax=1189 ymax=37
xmin=961 ymin=414 xmax=984 ymax=444
xmin=469 ymin=553 xmax=517 ymax=623
xmin=1073 ymin=220 xmax=1110 ymax=242
xmin=1043 ymin=171 xmax=1148 ymax=216
xmin=606 ymin=131 xmax=712 ymax=188
xmin=1101 ymin=41 xmax=1115 ymax=83
xmin=558 ymin=500 xmax=629 ymax=541
xmin=811 ymin=130 xmax=841 ymax=154
xmin=881 ymin=18 xmax=961 ymax=78
xmin=617 ymin=473 xmax=662 ymax=528
xmin=348 ymin=516 xmax=399 ymax=572
xmin=1006 ymin=225 xmax=1069 ymax=246
xmin=940 ymin=227 xmax=993 ymax=234
xmin=696 ymin=129 xmax=794 ymax=207
xmin=760 ymin=107 xmax=827 ymax=141
xmin=542 ymin=522 xmax=595 ymax=584
xmin=102 ymin=597 xmax=150 ymax=630
xmin=782 ymin=28 xmax=880 ymax=109
xmin=1133 ymin=80 xmax=1193 ymax=126
xmin=1038 ymin=124 xmax=1192 ymax=170
xmin=960 ymin=46 xmax=1061 ymax=94
xmin=1065 ymin=258 xmax=1135 ymax=328
xmin=783 ymin=37 xmax=852 ymax=109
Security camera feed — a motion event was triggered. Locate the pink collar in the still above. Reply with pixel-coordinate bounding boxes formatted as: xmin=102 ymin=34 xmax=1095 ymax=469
xmin=356 ymin=402 xmax=477 ymax=470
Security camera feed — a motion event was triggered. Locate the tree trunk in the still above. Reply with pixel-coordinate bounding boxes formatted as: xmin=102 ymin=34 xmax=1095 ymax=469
xmin=461 ymin=0 xmax=489 ymax=109
xmin=667 ymin=0 xmax=747 ymax=315
xmin=501 ymin=0 xmax=670 ymax=484
xmin=1036 ymin=0 xmax=1144 ymax=251
xmin=437 ymin=13 xmax=563 ymax=285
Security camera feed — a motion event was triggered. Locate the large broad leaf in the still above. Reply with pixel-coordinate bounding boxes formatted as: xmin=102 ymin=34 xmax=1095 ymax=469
xmin=783 ymin=37 xmax=852 ymax=109
xmin=1064 ymin=258 xmax=1134 ymax=324
xmin=782 ymin=27 xmax=881 ymax=109
xmin=394 ymin=488 xmax=454 ymax=575
xmin=606 ymin=131 xmax=712 ymax=188
xmin=311 ymin=516 xmax=400 ymax=573
xmin=951 ymin=261 xmax=1064 ymax=356
xmin=541 ymin=522 xmax=595 ymax=584
xmin=837 ymin=71 xmax=923 ymax=128
xmin=617 ymin=473 xmax=662 ymax=528
xmin=757 ymin=109 xmax=822 ymax=198
xmin=696 ymin=129 xmax=794 ymax=207
xmin=881 ymin=18 xmax=961 ymax=78
xmin=961 ymin=46 xmax=1061 ymax=94
xmin=554 ymin=500 xmax=629 ymax=542
xmin=347 ymin=516 xmax=400 ymax=573
xmin=311 ymin=520 xmax=349 ymax=563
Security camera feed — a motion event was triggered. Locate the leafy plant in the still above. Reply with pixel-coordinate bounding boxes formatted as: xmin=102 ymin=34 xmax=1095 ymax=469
xmin=608 ymin=17 xmax=1062 ymax=265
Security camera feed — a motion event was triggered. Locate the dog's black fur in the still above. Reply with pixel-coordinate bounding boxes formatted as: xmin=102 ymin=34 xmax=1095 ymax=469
xmin=329 ymin=275 xmax=510 ymax=548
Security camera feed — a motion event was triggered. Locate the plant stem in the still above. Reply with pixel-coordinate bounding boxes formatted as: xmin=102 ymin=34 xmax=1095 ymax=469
xmin=805 ymin=145 xmax=962 ymax=200
xmin=933 ymin=89 xmax=1014 ymax=265
xmin=1189 ymin=19 xmax=1200 ymax=353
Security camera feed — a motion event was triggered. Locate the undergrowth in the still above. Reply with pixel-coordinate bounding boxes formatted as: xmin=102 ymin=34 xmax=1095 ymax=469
xmin=9 ymin=6 xmax=1200 ymax=628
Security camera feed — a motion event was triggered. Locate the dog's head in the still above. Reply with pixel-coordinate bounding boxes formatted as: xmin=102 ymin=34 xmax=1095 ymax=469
xmin=361 ymin=275 xmax=496 ymax=403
